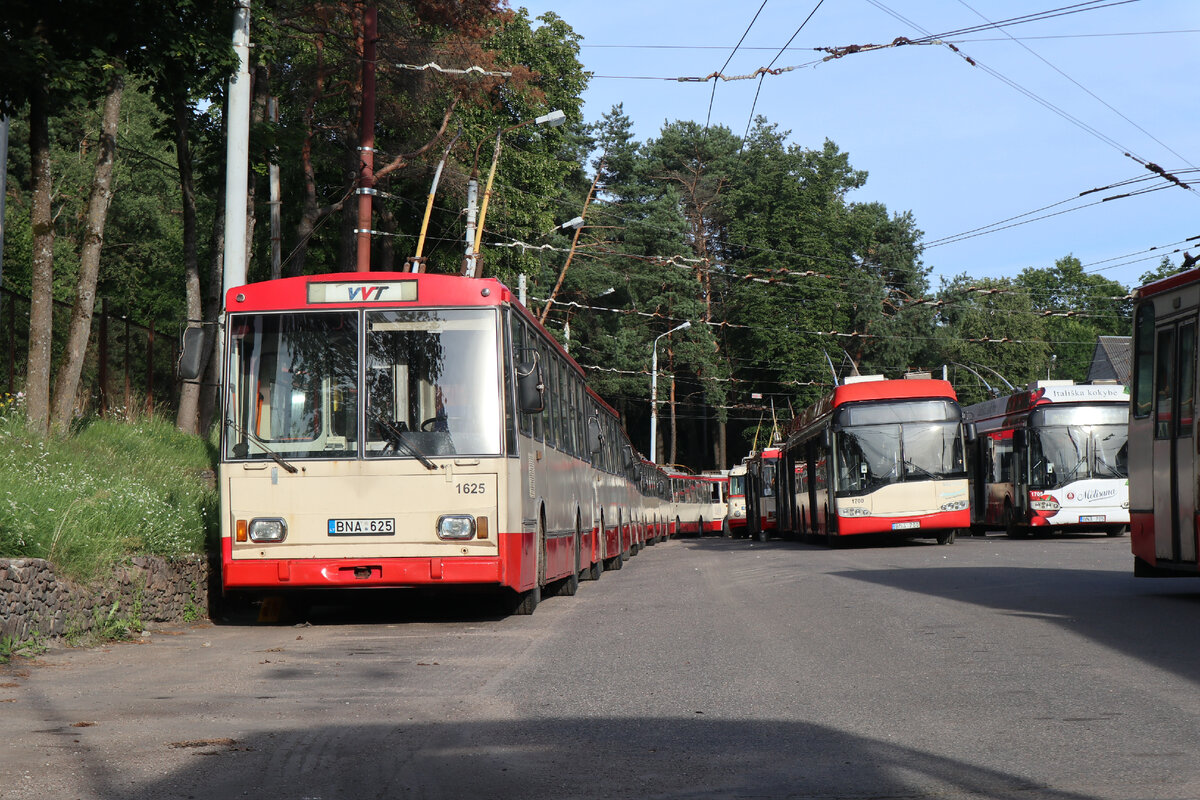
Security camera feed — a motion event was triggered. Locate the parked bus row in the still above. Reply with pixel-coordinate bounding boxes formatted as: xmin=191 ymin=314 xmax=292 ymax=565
xmin=734 ymin=375 xmax=1130 ymax=548
xmin=179 ymin=271 xmax=723 ymax=615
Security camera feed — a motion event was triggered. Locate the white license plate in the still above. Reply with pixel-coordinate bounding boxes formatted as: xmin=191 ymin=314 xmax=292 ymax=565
xmin=892 ymin=520 xmax=920 ymax=530
xmin=1079 ymin=515 xmax=1106 ymax=523
xmin=328 ymin=518 xmax=396 ymax=536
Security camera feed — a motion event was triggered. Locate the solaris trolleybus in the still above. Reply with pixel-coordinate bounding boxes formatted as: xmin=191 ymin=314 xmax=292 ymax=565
xmin=780 ymin=375 xmax=970 ymax=546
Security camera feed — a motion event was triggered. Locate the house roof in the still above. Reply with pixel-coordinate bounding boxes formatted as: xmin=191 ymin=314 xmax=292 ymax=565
xmin=1087 ymin=335 xmax=1131 ymax=385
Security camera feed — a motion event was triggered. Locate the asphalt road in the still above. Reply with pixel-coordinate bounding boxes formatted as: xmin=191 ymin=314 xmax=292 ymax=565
xmin=2 ymin=532 xmax=1199 ymax=800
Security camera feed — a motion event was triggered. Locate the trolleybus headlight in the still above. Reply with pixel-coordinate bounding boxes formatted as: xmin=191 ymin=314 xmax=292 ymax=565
xmin=1030 ymin=497 xmax=1060 ymax=511
xmin=940 ymin=500 xmax=968 ymax=512
xmin=248 ymin=518 xmax=287 ymax=543
xmin=437 ymin=515 xmax=477 ymax=540
xmin=838 ymin=506 xmax=871 ymax=517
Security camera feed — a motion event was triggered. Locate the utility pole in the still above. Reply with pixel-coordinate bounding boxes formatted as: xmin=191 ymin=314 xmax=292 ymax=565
xmin=222 ymin=0 xmax=252 ymax=296
xmin=354 ymin=5 xmax=378 ymax=273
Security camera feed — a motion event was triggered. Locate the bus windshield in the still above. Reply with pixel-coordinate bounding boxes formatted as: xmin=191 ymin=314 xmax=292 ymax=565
xmin=1029 ymin=424 xmax=1128 ymax=489
xmin=224 ymin=308 xmax=502 ymax=461
xmin=835 ymin=419 xmax=965 ymax=495
xmin=729 ymin=474 xmax=746 ymax=496
xmin=364 ymin=308 xmax=501 ymax=457
xmin=226 ymin=311 xmax=359 ymax=460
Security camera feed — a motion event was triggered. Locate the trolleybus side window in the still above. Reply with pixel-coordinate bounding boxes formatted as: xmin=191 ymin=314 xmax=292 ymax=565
xmin=508 ymin=310 xmax=532 ymax=440
xmin=1155 ymin=327 xmax=1175 ymax=439
xmin=1179 ymin=321 xmax=1195 ymax=435
xmin=1132 ymin=303 xmax=1155 ymax=419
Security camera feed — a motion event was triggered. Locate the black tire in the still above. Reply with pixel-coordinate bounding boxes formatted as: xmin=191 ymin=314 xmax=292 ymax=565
xmin=1106 ymin=525 xmax=1128 ymax=537
xmin=722 ymin=518 xmax=732 ymax=538
xmin=936 ymin=529 xmax=957 ymax=545
xmin=1004 ymin=505 xmax=1025 ymax=539
xmin=508 ymin=585 xmax=541 ymax=615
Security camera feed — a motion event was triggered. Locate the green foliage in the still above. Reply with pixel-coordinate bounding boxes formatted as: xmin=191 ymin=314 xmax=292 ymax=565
xmin=0 ymin=631 xmax=46 ymax=664
xmin=0 ymin=414 xmax=217 ymax=582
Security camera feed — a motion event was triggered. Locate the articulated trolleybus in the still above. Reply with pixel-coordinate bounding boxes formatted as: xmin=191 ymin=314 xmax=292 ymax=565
xmin=188 ymin=271 xmax=677 ymax=614
xmin=1129 ymin=268 xmax=1200 ymax=576
xmin=963 ymin=381 xmax=1129 ymax=539
xmin=782 ymin=376 xmax=969 ymax=545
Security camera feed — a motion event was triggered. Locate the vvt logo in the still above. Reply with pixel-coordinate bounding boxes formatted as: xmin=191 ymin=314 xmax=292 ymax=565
xmin=347 ymin=285 xmax=386 ymax=301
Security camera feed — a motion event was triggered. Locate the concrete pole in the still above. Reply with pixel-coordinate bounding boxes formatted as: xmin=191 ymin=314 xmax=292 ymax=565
xmin=222 ymin=0 xmax=252 ymax=298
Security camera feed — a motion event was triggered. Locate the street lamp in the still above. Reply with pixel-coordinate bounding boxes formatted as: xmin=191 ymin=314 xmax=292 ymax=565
xmin=464 ymin=109 xmax=566 ymax=277
xmin=650 ymin=320 xmax=691 ymax=465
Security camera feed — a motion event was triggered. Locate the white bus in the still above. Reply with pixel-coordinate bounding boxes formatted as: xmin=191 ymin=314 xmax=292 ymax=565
xmin=963 ymin=381 xmax=1129 ymax=538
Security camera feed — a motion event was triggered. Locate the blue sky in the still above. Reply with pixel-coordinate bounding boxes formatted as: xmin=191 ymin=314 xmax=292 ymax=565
xmin=516 ymin=1 xmax=1198 ymax=293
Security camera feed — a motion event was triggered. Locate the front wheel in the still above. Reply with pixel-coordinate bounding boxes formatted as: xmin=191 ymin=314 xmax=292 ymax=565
xmin=936 ymin=529 xmax=957 ymax=545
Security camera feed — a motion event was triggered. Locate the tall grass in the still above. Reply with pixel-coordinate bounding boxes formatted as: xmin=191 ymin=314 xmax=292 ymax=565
xmin=0 ymin=394 xmax=218 ymax=582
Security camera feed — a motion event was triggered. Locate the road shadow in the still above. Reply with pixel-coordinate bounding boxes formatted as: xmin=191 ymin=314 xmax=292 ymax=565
xmin=830 ymin=563 xmax=1200 ymax=686
xmin=50 ymin=716 xmax=1124 ymax=800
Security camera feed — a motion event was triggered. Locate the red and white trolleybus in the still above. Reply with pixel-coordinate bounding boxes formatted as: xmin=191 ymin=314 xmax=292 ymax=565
xmin=963 ymin=381 xmax=1129 ymax=539
xmin=1129 ymin=267 xmax=1200 ymax=576
xmin=781 ymin=376 xmax=969 ymax=545
xmin=183 ymin=271 xmax=692 ymax=613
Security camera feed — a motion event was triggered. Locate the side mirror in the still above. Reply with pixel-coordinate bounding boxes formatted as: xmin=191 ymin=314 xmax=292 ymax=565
xmin=177 ymin=326 xmax=206 ymax=381
xmin=821 ymin=428 xmax=832 ymax=450
xmin=517 ymin=359 xmax=544 ymax=414
xmin=587 ymin=417 xmax=604 ymax=453
xmin=964 ymin=422 xmax=977 ymax=443
xmin=1013 ymin=428 xmax=1028 ymax=449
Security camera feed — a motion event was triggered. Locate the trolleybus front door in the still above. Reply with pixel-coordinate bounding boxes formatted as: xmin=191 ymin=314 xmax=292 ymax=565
xmin=1153 ymin=320 xmax=1198 ymax=566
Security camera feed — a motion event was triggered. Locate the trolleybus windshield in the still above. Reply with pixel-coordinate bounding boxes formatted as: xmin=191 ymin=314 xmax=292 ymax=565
xmin=225 ymin=308 xmax=501 ymax=461
xmin=226 ymin=311 xmax=359 ymax=460
xmin=1027 ymin=405 xmax=1129 ymax=489
xmin=364 ymin=308 xmax=501 ymax=457
xmin=834 ymin=399 xmax=964 ymax=494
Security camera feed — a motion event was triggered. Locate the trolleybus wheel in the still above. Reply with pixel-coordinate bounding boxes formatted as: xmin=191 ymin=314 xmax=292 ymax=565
xmin=936 ymin=529 xmax=956 ymax=545
xmin=508 ymin=586 xmax=541 ymax=615
xmin=722 ymin=517 xmax=732 ymax=538
xmin=1003 ymin=506 xmax=1025 ymax=539
xmin=1105 ymin=525 xmax=1128 ymax=537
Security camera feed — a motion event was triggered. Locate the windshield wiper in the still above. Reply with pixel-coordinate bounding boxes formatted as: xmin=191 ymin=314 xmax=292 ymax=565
xmin=226 ymin=418 xmax=299 ymax=474
xmin=370 ymin=411 xmax=438 ymax=471
xmin=903 ymin=459 xmax=937 ymax=480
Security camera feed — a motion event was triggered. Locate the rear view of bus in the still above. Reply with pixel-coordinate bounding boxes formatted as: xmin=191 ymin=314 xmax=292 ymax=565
xmin=1129 ymin=268 xmax=1200 ymax=576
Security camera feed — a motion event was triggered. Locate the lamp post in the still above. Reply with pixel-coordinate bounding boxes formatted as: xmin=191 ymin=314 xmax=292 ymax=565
xmin=650 ymin=320 xmax=691 ymax=464
xmin=464 ymin=109 xmax=566 ymax=277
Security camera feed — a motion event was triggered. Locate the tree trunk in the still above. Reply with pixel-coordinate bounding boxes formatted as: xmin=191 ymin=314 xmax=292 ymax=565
xmin=173 ymin=92 xmax=203 ymax=434
xmin=51 ymin=69 xmax=126 ymax=433
xmin=25 ymin=80 xmax=55 ymax=437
